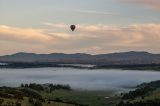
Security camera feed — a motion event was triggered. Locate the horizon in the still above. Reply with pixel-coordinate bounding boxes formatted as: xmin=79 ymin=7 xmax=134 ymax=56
xmin=0 ymin=50 xmax=159 ymax=56
xmin=0 ymin=0 xmax=160 ymax=55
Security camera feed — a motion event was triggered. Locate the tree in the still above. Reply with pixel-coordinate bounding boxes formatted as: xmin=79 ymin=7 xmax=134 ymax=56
xmin=25 ymin=84 xmax=28 ymax=87
xmin=21 ymin=84 xmax=24 ymax=87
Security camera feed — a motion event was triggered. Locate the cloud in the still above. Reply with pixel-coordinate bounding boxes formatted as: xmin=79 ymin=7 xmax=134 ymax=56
xmin=0 ymin=25 xmax=53 ymax=43
xmin=122 ymin=0 xmax=160 ymax=10
xmin=0 ymin=23 xmax=160 ymax=55
xmin=44 ymin=23 xmax=67 ymax=29
xmin=44 ymin=23 xmax=160 ymax=54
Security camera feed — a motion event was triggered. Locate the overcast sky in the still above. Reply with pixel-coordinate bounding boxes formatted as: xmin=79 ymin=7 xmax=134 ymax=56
xmin=0 ymin=0 xmax=160 ymax=55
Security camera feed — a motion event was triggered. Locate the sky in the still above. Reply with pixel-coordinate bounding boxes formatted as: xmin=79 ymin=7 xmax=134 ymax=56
xmin=0 ymin=0 xmax=160 ymax=55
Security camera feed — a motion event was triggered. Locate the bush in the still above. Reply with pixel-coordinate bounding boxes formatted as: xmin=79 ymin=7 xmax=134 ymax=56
xmin=21 ymin=88 xmax=42 ymax=99
xmin=117 ymin=99 xmax=160 ymax=106
xmin=54 ymin=98 xmax=63 ymax=102
xmin=34 ymin=100 xmax=42 ymax=106
xmin=47 ymin=101 xmax=51 ymax=104
xmin=0 ymin=99 xmax=4 ymax=105
xmin=29 ymin=83 xmax=44 ymax=91
xmin=49 ymin=84 xmax=71 ymax=91
xmin=16 ymin=101 xmax=21 ymax=106
xmin=28 ymin=97 xmax=34 ymax=104
xmin=122 ymin=86 xmax=155 ymax=99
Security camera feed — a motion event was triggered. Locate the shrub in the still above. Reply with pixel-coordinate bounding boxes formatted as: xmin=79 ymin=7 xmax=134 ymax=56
xmin=34 ymin=100 xmax=42 ymax=106
xmin=0 ymin=99 xmax=4 ymax=105
xmin=28 ymin=97 xmax=34 ymax=104
xmin=16 ymin=101 xmax=21 ymax=106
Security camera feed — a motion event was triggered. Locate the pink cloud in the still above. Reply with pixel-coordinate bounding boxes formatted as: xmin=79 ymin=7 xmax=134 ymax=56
xmin=0 ymin=25 xmax=53 ymax=43
xmin=44 ymin=23 xmax=160 ymax=54
xmin=1 ymin=23 xmax=160 ymax=54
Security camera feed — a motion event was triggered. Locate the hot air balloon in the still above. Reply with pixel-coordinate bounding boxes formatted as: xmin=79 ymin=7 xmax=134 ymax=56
xmin=70 ymin=25 xmax=76 ymax=31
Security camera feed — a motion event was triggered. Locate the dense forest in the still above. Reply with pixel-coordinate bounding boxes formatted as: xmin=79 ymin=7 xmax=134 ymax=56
xmin=117 ymin=80 xmax=160 ymax=106
xmin=1 ymin=62 xmax=160 ymax=71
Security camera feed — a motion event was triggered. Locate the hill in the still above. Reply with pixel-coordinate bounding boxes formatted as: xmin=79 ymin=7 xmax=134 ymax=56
xmin=0 ymin=51 xmax=160 ymax=65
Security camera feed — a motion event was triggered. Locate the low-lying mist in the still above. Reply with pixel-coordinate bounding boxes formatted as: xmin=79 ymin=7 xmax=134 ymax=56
xmin=0 ymin=68 xmax=160 ymax=91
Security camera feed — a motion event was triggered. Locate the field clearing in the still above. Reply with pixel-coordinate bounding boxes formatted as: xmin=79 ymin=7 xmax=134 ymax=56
xmin=42 ymin=90 xmax=120 ymax=106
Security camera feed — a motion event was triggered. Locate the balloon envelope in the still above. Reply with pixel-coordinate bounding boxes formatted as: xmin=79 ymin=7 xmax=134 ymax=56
xmin=70 ymin=25 xmax=76 ymax=31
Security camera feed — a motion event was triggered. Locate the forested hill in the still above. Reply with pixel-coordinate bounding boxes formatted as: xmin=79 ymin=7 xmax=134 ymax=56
xmin=0 ymin=51 xmax=160 ymax=65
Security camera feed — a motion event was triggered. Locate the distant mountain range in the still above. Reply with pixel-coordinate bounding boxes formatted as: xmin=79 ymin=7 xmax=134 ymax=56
xmin=0 ymin=51 xmax=160 ymax=65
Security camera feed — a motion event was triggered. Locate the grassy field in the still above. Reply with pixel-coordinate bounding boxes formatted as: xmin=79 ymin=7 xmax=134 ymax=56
xmin=42 ymin=90 xmax=120 ymax=106
xmin=0 ymin=85 xmax=120 ymax=106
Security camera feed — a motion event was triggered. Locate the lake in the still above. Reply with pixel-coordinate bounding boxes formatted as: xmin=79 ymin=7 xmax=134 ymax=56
xmin=0 ymin=68 xmax=160 ymax=91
